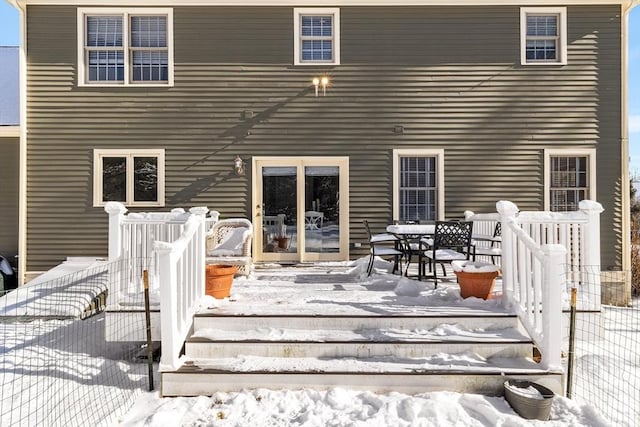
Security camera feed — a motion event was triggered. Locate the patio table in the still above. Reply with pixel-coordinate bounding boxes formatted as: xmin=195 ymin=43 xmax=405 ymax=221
xmin=386 ymin=224 xmax=435 ymax=280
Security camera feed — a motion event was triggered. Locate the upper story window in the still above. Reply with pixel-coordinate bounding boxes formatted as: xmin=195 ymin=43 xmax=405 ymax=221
xmin=93 ymin=149 xmax=165 ymax=207
xmin=393 ymin=149 xmax=445 ymax=222
xmin=78 ymin=8 xmax=173 ymax=86
xmin=520 ymin=7 xmax=567 ymax=66
xmin=545 ymin=149 xmax=595 ymax=212
xmin=294 ymin=8 xmax=340 ymax=66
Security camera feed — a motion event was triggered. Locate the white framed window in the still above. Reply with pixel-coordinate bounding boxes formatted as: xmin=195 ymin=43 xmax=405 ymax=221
xmin=77 ymin=8 xmax=173 ymax=86
xmin=520 ymin=7 xmax=567 ymax=66
xmin=393 ymin=149 xmax=445 ymax=222
xmin=544 ymin=148 xmax=596 ymax=212
xmin=93 ymin=149 xmax=165 ymax=207
xmin=293 ymin=8 xmax=340 ymax=66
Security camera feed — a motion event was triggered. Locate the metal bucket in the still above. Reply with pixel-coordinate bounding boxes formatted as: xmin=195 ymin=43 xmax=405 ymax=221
xmin=504 ymin=379 xmax=555 ymax=421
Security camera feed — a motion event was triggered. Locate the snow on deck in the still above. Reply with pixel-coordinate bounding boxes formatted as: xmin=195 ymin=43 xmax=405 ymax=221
xmin=0 ymin=258 xmax=109 ymax=318
xmin=197 ymin=259 xmax=511 ymax=317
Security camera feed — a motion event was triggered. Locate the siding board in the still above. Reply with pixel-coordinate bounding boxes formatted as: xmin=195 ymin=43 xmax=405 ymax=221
xmin=25 ymin=5 xmax=622 ymax=271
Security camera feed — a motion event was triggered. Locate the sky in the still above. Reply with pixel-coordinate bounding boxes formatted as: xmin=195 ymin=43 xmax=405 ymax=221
xmin=0 ymin=2 xmax=639 ymax=175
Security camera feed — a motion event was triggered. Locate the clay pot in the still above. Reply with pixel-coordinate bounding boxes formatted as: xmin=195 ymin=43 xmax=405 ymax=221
xmin=275 ymin=237 xmax=289 ymax=249
xmin=454 ymin=270 xmax=499 ymax=300
xmin=205 ymin=265 xmax=238 ymax=299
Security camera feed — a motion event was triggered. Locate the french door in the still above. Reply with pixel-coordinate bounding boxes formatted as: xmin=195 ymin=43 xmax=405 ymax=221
xmin=253 ymin=157 xmax=349 ymax=262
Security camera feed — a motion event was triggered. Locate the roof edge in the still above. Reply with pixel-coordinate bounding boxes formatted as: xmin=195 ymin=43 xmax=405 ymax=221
xmin=0 ymin=126 xmax=20 ymax=138
xmin=17 ymin=0 xmax=627 ymax=6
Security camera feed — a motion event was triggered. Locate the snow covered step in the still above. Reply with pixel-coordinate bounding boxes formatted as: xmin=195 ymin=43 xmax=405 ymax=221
xmin=185 ymin=325 xmax=533 ymax=360
xmin=161 ymin=356 xmax=563 ymax=397
xmin=185 ymin=339 xmax=533 ymax=360
xmin=192 ymin=314 xmax=522 ymax=334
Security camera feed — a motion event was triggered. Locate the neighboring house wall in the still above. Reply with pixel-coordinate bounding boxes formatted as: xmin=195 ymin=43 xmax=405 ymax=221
xmin=0 ymin=46 xmax=20 ymax=269
xmin=0 ymin=136 xmax=19 ymax=266
xmin=24 ymin=5 xmax=622 ymax=273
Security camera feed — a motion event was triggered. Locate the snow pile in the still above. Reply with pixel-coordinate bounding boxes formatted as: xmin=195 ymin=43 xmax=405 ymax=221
xmin=119 ymin=387 xmax=612 ymax=427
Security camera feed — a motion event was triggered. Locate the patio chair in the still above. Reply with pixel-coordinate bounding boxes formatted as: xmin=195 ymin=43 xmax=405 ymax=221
xmin=363 ymin=220 xmax=402 ymax=276
xmin=421 ymin=220 xmax=473 ymax=288
xmin=463 ymin=211 xmax=502 ymax=265
xmin=206 ymin=218 xmax=253 ymax=276
xmin=469 ymin=222 xmax=502 ymax=264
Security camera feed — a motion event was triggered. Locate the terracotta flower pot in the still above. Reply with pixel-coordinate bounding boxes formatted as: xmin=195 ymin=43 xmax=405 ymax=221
xmin=275 ymin=236 xmax=289 ymax=249
xmin=454 ymin=270 xmax=499 ymax=300
xmin=205 ymin=264 xmax=238 ymax=299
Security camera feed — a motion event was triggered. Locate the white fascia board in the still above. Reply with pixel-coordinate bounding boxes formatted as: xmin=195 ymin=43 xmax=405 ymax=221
xmin=18 ymin=0 xmax=625 ymax=6
xmin=0 ymin=126 xmax=20 ymax=137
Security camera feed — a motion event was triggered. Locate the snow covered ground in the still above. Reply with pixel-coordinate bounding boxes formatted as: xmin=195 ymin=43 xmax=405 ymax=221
xmin=1 ymin=258 xmax=636 ymax=426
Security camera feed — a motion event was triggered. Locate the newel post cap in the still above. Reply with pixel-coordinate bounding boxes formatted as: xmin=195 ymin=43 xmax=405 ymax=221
xmin=189 ymin=206 xmax=209 ymax=216
xmin=579 ymin=200 xmax=604 ymax=214
xmin=496 ymin=200 xmax=519 ymax=217
xmin=104 ymin=201 xmax=127 ymax=216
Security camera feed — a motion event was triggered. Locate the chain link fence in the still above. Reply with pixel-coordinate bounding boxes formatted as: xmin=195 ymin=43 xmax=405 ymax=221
xmin=0 ymin=258 xmax=154 ymax=427
xmin=566 ymin=269 xmax=639 ymax=427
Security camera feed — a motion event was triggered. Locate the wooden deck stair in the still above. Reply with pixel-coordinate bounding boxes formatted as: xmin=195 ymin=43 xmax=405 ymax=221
xmin=161 ymin=305 xmax=563 ymax=397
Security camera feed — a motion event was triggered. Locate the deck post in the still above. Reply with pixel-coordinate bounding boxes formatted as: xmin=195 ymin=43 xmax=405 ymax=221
xmin=541 ymin=243 xmax=566 ymax=370
xmin=496 ymin=200 xmax=519 ymax=301
xmin=155 ymin=241 xmax=181 ymax=371
xmin=189 ymin=206 xmax=209 ymax=298
xmin=579 ymin=200 xmax=603 ymax=309
xmin=104 ymin=202 xmax=127 ymax=261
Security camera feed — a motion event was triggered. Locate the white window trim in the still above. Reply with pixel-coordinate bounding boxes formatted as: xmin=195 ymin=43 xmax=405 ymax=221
xmin=77 ymin=7 xmax=174 ymax=87
xmin=520 ymin=7 xmax=567 ymax=66
xmin=93 ymin=148 xmax=165 ymax=207
xmin=544 ymin=148 xmax=596 ymax=211
xmin=392 ymin=149 xmax=445 ymax=222
xmin=293 ymin=8 xmax=340 ymax=66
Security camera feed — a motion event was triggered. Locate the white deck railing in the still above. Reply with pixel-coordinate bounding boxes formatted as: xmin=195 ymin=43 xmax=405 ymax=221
xmin=105 ymin=202 xmax=192 ymax=299
xmin=104 ymin=202 xmax=209 ymax=371
xmin=497 ymin=200 xmax=603 ymax=369
xmin=155 ymin=208 xmax=208 ymax=371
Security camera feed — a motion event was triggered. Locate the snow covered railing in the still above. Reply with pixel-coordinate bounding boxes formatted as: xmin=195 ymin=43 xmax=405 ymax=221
xmin=514 ymin=200 xmax=603 ymax=311
xmin=155 ymin=207 xmax=208 ymax=371
xmin=498 ymin=201 xmax=565 ymax=370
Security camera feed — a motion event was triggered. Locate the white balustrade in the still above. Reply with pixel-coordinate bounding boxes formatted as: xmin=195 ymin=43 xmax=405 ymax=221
xmin=156 ymin=207 xmax=208 ymax=371
xmin=497 ymin=199 xmax=603 ymax=370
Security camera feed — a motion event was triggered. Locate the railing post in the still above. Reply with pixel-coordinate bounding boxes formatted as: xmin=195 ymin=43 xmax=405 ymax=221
xmin=104 ymin=202 xmax=127 ymax=261
xmin=579 ymin=200 xmax=604 ymax=308
xmin=155 ymin=241 xmax=180 ymax=371
xmin=541 ymin=243 xmax=566 ymax=370
xmin=497 ymin=200 xmax=519 ymax=301
xmin=189 ymin=206 xmax=209 ymax=299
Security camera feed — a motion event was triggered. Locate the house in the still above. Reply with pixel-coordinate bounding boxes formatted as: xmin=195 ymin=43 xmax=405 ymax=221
xmin=6 ymin=0 xmax=638 ymax=300
xmin=0 ymin=46 xmax=19 ymax=274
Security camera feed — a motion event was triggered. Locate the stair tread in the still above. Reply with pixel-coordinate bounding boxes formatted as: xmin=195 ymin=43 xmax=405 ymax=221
xmin=188 ymin=326 xmax=531 ymax=343
xmin=173 ymin=354 xmax=560 ymax=375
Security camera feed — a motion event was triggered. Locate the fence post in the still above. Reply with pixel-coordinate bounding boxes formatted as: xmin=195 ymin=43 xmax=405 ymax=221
xmin=579 ymin=200 xmax=604 ymax=309
xmin=541 ymin=243 xmax=566 ymax=370
xmin=155 ymin=241 xmax=180 ymax=371
xmin=497 ymin=200 xmax=519 ymax=301
xmin=104 ymin=202 xmax=127 ymax=261
xmin=189 ymin=207 xmax=209 ymax=299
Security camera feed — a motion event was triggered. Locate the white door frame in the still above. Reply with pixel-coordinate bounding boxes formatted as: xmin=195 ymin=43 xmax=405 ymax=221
xmin=252 ymin=156 xmax=349 ymax=263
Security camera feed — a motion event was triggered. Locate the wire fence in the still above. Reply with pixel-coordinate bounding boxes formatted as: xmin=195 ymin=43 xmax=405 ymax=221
xmin=566 ymin=269 xmax=639 ymax=427
xmin=0 ymin=258 xmax=154 ymax=427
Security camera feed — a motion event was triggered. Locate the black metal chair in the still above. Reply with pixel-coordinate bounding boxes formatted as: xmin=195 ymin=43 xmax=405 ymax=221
xmin=422 ymin=220 xmax=473 ymax=287
xmin=363 ymin=220 xmax=403 ymax=276
xmin=469 ymin=222 xmax=502 ymax=264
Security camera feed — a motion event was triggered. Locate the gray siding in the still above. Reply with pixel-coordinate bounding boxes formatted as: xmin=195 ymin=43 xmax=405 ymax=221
xmin=0 ymin=136 xmax=19 ymax=267
xmin=26 ymin=5 xmax=622 ymax=271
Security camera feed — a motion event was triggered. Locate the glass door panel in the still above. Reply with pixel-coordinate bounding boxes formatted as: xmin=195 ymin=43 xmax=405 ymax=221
xmin=254 ymin=157 xmax=348 ymax=263
xmin=304 ymin=166 xmax=340 ymax=254
xmin=261 ymin=167 xmax=297 ymax=255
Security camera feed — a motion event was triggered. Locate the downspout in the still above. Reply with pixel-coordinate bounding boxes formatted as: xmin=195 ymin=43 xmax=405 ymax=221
xmin=8 ymin=0 xmax=27 ymax=285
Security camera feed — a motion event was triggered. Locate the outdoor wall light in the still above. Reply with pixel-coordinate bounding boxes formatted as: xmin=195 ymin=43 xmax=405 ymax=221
xmin=312 ymin=76 xmax=330 ymax=97
xmin=233 ymin=155 xmax=246 ymax=176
